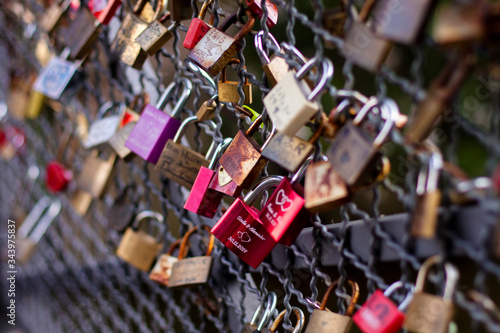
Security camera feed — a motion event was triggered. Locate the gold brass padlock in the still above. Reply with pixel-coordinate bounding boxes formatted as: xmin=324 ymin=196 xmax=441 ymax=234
xmin=304 ymin=279 xmax=359 ymax=333
xmin=242 ymin=292 xmax=277 ymax=333
xmin=76 ymin=150 xmax=116 ymax=198
xmin=218 ymin=59 xmax=252 ymax=105
xmin=265 ymin=307 xmax=305 ymax=333
xmin=404 ymin=256 xmax=459 ymax=333
xmin=149 ymin=239 xmax=188 ymax=286
xmin=136 ymin=12 xmax=180 ymax=56
xmin=116 ymin=211 xmax=165 ymax=272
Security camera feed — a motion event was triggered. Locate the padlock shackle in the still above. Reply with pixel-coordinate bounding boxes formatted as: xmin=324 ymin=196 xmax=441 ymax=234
xmin=218 ymin=12 xmax=238 ymax=32
xmin=281 ymin=43 xmax=308 ymax=67
xmin=353 ymin=96 xmax=394 ymax=148
xmin=165 ymin=239 xmax=189 ymax=259
xmin=270 ymin=307 xmax=305 ymax=333
xmin=416 ymin=141 xmax=443 ymax=195
xmin=234 ymin=9 xmax=255 ymax=43
xmin=254 ymin=30 xmax=281 ymax=65
xmin=383 ymin=281 xmax=415 ymax=311
xmin=185 ymin=59 xmax=217 ymax=92
xmin=250 ymin=292 xmax=277 ymax=330
xmin=415 ymin=255 xmax=459 ymax=301
xmin=243 ymin=176 xmax=284 ymax=205
xmin=173 ymin=116 xmax=217 ymax=159
xmin=320 ymin=279 xmax=359 ymax=316
xmin=245 ymin=114 xmax=263 ymax=137
xmin=133 ymin=211 xmax=164 ymax=242
xmin=18 ymin=197 xmax=61 ymax=244
xmin=156 ymin=78 xmax=193 ymax=118
xmin=208 ymin=138 xmax=233 ymax=170
xmin=177 ymin=225 xmax=215 ymax=259
xmin=291 ymin=155 xmax=314 ymax=184
xmin=128 ymin=92 xmax=151 ymax=112
xmin=296 ymin=58 xmax=334 ymax=101
xmin=198 ymin=0 xmax=214 ymax=20
xmin=220 ymin=58 xmax=249 ymax=84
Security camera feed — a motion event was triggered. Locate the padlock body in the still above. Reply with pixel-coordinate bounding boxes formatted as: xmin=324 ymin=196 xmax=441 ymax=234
xmin=33 ymin=57 xmax=79 ymax=100
xmin=262 ymin=56 xmax=290 ymax=87
xmin=109 ymin=122 xmax=135 ymax=159
xmin=211 ymin=198 xmax=277 ymax=269
xmin=155 ymin=140 xmax=210 ymax=189
xmin=88 ymin=0 xmax=122 ymax=25
xmin=116 ymin=228 xmax=163 ymax=272
xmin=352 ymin=290 xmax=405 ymax=333
xmin=261 ymin=132 xmax=314 ymax=172
xmin=208 ymin=167 xmax=242 ymax=197
xmin=305 ymin=309 xmax=353 ymax=333
xmin=168 ymin=256 xmax=213 ymax=287
xmin=404 ymin=293 xmax=453 ymax=333
xmin=263 ymin=71 xmax=318 ymax=136
xmin=432 ymin=3 xmax=485 ymax=46
xmin=65 ymin=7 xmax=101 ymax=60
xmin=46 ymin=161 xmax=73 ymax=192
xmin=136 ymin=20 xmax=174 ymax=55
xmin=125 ymin=104 xmax=181 ymax=164
xmin=196 ymin=100 xmax=217 ymax=121
xmin=183 ymin=18 xmax=211 ymax=49
xmin=411 ymin=190 xmax=442 ymax=239
xmin=405 ymin=91 xmax=446 ymax=144
xmin=184 ymin=167 xmax=224 ymax=218
xmin=245 ymin=0 xmax=278 ymax=28
xmin=218 ymin=80 xmax=253 ymax=104
xmin=76 ymin=153 xmax=115 ymax=198
xmin=149 ymin=254 xmax=178 ymax=286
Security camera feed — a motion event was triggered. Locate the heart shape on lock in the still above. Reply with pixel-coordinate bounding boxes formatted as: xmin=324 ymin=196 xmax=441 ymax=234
xmin=275 ymin=189 xmax=293 ymax=212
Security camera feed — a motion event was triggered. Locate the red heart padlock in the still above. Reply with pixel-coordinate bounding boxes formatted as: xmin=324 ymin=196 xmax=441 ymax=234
xmin=246 ymin=0 xmax=278 ymax=28
xmin=183 ymin=0 xmax=215 ymax=49
xmin=46 ymin=161 xmax=73 ymax=192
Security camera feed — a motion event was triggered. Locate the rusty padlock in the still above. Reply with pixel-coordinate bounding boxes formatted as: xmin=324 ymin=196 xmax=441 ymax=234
xmin=149 ymin=239 xmax=188 ymax=286
xmin=218 ymin=58 xmax=252 ymax=105
xmin=266 ymin=307 xmax=305 ymax=333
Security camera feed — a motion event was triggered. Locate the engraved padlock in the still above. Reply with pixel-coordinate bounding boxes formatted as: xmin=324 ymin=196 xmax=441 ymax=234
xmin=64 ymin=5 xmax=102 ymax=60
xmin=125 ymin=78 xmax=192 ymax=164
xmin=183 ymin=0 xmax=215 ymax=50
xmin=187 ymin=10 xmax=255 ymax=76
xmin=246 ymin=0 xmax=279 ymax=28
xmin=404 ymin=255 xmax=459 ymax=333
xmin=155 ymin=116 xmax=217 ymax=189
xmin=88 ymin=0 xmax=122 ymax=25
xmin=46 ymin=125 xmax=79 ymax=192
xmin=263 ymin=58 xmax=333 ymax=136
xmin=266 ymin=307 xmax=305 ymax=333
xmin=149 ymin=239 xmax=188 ymax=286
xmin=83 ymin=102 xmax=125 ymax=150
xmin=116 ymin=210 xmax=165 ymax=272
xmin=136 ymin=13 xmax=180 ymax=56
xmin=242 ymin=292 xmax=277 ymax=333
xmin=305 ymin=279 xmax=359 ymax=333
xmin=218 ymin=58 xmax=252 ymax=105
xmin=168 ymin=225 xmax=215 ymax=287
xmin=76 ymin=150 xmax=116 ymax=198
xmin=17 ymin=197 xmax=62 ymax=265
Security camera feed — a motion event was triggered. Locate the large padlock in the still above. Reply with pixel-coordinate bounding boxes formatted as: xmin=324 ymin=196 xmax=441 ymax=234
xmin=116 ymin=211 xmax=165 ymax=272
xmin=136 ymin=13 xmax=180 ymax=56
xmin=211 ymin=176 xmax=283 ymax=269
xmin=17 ymin=197 xmax=61 ymax=265
xmin=218 ymin=58 xmax=252 ymax=105
xmin=88 ymin=0 xmax=122 ymax=25
xmin=242 ymin=292 xmax=277 ymax=333
xmin=266 ymin=307 xmax=305 ymax=333
xmin=64 ymin=5 xmax=102 ymax=60
xmin=353 ymin=281 xmax=414 ymax=333
xmin=263 ymin=58 xmax=333 ymax=136
xmin=305 ymin=279 xmax=360 ymax=333
xmin=76 ymin=150 xmax=116 ymax=198
xmin=168 ymin=225 xmax=215 ymax=287
xmin=404 ymin=255 xmax=459 ymax=333
xmin=46 ymin=125 xmax=79 ymax=192
xmin=255 ymin=31 xmax=290 ymax=87
xmin=411 ymin=142 xmax=443 ymax=239
xmin=83 ymin=102 xmax=125 ymax=150
xmin=183 ymin=0 xmax=215 ymax=50
xmin=155 ymin=116 xmax=217 ymax=189
xmin=125 ymin=78 xmax=192 ymax=164
xmin=187 ymin=10 xmax=255 ymax=76
xmin=168 ymin=0 xmax=194 ymax=21
xmin=149 ymin=239 xmax=188 ymax=286
xmin=246 ymin=0 xmax=279 ymax=28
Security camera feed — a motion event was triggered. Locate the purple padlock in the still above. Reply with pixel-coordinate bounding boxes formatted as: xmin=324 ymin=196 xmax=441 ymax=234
xmin=125 ymin=78 xmax=192 ymax=164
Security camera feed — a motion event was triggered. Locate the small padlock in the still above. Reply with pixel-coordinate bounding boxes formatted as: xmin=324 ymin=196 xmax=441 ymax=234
xmin=168 ymin=0 xmax=194 ymax=21
xmin=218 ymin=58 xmax=252 ymax=105
xmin=168 ymin=225 xmax=215 ymax=287
xmin=83 ymin=102 xmax=125 ymax=150
xmin=183 ymin=0 xmax=215 ymax=50
xmin=263 ymin=58 xmax=333 ymax=136
xmin=246 ymin=0 xmax=279 ymax=28
xmin=155 ymin=116 xmax=217 ymax=189
xmin=187 ymin=10 xmax=255 ymax=76
xmin=242 ymin=292 xmax=277 ymax=333
xmin=64 ymin=5 xmax=102 ymax=60
xmin=88 ymin=0 xmax=122 ymax=25
xmin=45 ymin=125 xmax=78 ymax=192
xmin=136 ymin=13 xmax=180 ymax=55
xmin=17 ymin=197 xmax=62 ymax=265
xmin=209 ymin=163 xmax=243 ymax=198
xmin=404 ymin=255 xmax=459 ymax=333
xmin=254 ymin=31 xmax=290 ymax=87
xmin=149 ymin=239 xmax=188 ymax=286
xmin=76 ymin=150 xmax=116 ymax=198
xmin=266 ymin=307 xmax=305 ymax=333
xmin=40 ymin=0 xmax=72 ymax=34
xmin=411 ymin=142 xmax=443 ymax=239
xmin=211 ymin=176 xmax=283 ymax=269
xmin=353 ymin=281 xmax=415 ymax=333
xmin=196 ymin=96 xmax=218 ymax=121
xmin=305 ymin=279 xmax=360 ymax=333
xmin=125 ymin=78 xmax=192 ymax=164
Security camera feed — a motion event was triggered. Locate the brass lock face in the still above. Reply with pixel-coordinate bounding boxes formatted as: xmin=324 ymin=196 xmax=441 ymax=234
xmin=404 ymin=293 xmax=453 ymax=333
xmin=261 ymin=132 xmax=314 ymax=173
xmin=168 ymin=256 xmax=214 ymax=287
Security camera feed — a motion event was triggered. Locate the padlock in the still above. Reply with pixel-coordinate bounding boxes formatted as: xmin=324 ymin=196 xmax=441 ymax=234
xmin=405 ymin=57 xmax=471 ymax=145
xmin=218 ymin=115 xmax=272 ymax=188
xmin=106 ymin=184 xmax=139 ymax=231
xmin=263 ymin=58 xmax=333 ymax=136
xmin=155 ymin=116 xmax=217 ymax=189
xmin=255 ymin=31 xmax=289 ymax=86
xmin=168 ymin=0 xmax=194 ymax=21
xmin=83 ymin=102 xmax=125 ymax=150
xmin=242 ymin=292 xmax=277 ymax=333
xmin=266 ymin=307 xmax=305 ymax=333
xmin=136 ymin=13 xmax=180 ymax=56
xmin=183 ymin=0 xmax=215 ymax=50
xmin=211 ymin=176 xmax=283 ymax=269
xmin=149 ymin=239 xmax=188 ymax=286
xmin=168 ymin=225 xmax=215 ymax=287
xmin=259 ymin=158 xmax=311 ymax=246
xmin=64 ymin=5 xmax=102 ymax=60
xmin=116 ymin=211 xmax=165 ymax=272
xmin=125 ymin=78 xmax=192 ymax=164
xmin=184 ymin=138 xmax=234 ymax=218
xmin=17 ymin=197 xmax=62 ymax=265
xmin=88 ymin=0 xmax=122 ymax=25
xmin=246 ymin=0 xmax=279 ymax=28
xmin=196 ymin=96 xmax=218 ymax=121
xmin=0 ymin=126 xmax=26 ymax=161
xmin=411 ymin=142 xmax=443 ymax=239
xmin=404 ymin=255 xmax=459 ymax=333
xmin=218 ymin=58 xmax=252 ymax=105
xmin=326 ymin=97 xmax=394 ymax=186
xmin=71 ymin=190 xmax=94 ymax=216
xmin=353 ymin=281 xmax=415 ymax=333
xmin=305 ymin=279 xmax=360 ymax=333
xmin=110 ymin=0 xmax=161 ymax=69
xmin=76 ymin=150 xmax=116 ymax=198
xmin=46 ymin=125 xmax=79 ymax=192
xmin=209 ymin=162 xmax=243 ymax=198
xmin=187 ymin=10 xmax=255 ymax=76
xmin=40 ymin=0 xmax=72 ymax=34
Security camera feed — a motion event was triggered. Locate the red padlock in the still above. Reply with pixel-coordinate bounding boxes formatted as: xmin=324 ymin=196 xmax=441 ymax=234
xmin=246 ymin=0 xmax=278 ymax=28
xmin=353 ymin=281 xmax=414 ymax=333
xmin=88 ymin=0 xmax=122 ymax=25
xmin=211 ymin=176 xmax=283 ymax=269
xmin=45 ymin=126 xmax=77 ymax=192
xmin=183 ymin=0 xmax=215 ymax=50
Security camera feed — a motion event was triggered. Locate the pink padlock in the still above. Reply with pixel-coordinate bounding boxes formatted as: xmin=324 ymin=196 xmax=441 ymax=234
xmin=183 ymin=0 xmax=215 ymax=50
xmin=125 ymin=78 xmax=192 ymax=164
xmin=246 ymin=0 xmax=279 ymax=28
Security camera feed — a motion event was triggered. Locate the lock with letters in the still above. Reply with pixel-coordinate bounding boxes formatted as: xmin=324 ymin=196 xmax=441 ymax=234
xmin=76 ymin=150 xmax=116 ymax=198
xmin=242 ymin=292 xmax=277 ymax=333
xmin=83 ymin=102 xmax=125 ymax=150
xmin=254 ymin=31 xmax=290 ymax=87
xmin=353 ymin=281 xmax=415 ymax=333
xmin=266 ymin=307 xmax=305 ymax=333
xmin=155 ymin=116 xmax=217 ymax=189
xmin=187 ymin=10 xmax=255 ymax=76
xmin=218 ymin=58 xmax=252 ymax=105
xmin=46 ymin=125 xmax=79 ymax=192
xmin=116 ymin=210 xmax=165 ymax=272
xmin=17 ymin=197 xmax=62 ymax=265
xmin=168 ymin=0 xmax=194 ymax=21
xmin=263 ymin=58 xmax=333 ymax=136
xmin=305 ymin=279 xmax=360 ymax=333
xmin=64 ymin=5 xmax=102 ymax=60
xmin=404 ymin=255 xmax=459 ymax=333
xmin=88 ymin=0 xmax=122 ymax=25
xmin=183 ymin=0 xmax=215 ymax=50
xmin=211 ymin=176 xmax=283 ymax=269
xmin=126 ymin=78 xmax=192 ymax=164
xmin=246 ymin=0 xmax=279 ymax=28
xmin=136 ymin=12 xmax=180 ymax=56
xmin=168 ymin=225 xmax=215 ymax=287
xmin=149 ymin=239 xmax=188 ymax=286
